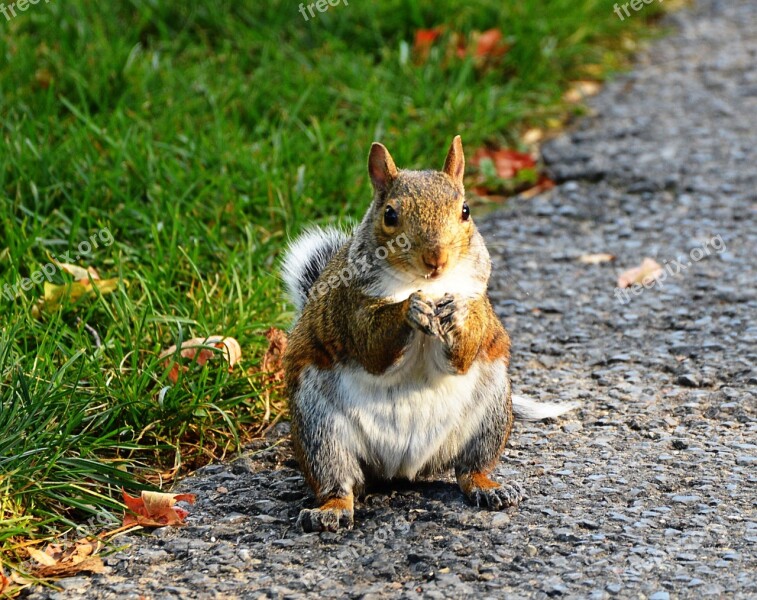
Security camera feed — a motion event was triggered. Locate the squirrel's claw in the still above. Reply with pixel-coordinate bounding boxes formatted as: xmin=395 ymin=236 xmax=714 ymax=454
xmin=407 ymin=291 xmax=441 ymax=337
xmin=469 ymin=481 xmax=525 ymax=510
xmin=297 ymin=507 xmax=354 ymax=533
xmin=436 ymin=293 xmax=467 ymax=345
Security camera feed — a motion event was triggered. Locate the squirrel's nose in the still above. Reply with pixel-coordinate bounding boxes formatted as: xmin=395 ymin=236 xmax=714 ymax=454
xmin=422 ymin=248 xmax=448 ymax=272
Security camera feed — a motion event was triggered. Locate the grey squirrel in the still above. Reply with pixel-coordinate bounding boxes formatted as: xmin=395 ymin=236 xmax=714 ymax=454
xmin=282 ymin=136 xmax=578 ymax=532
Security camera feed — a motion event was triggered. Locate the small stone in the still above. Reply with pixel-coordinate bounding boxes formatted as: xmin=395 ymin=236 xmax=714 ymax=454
xmin=491 ymin=513 xmax=511 ymax=528
xmin=649 ymin=592 xmax=670 ymax=600
xmin=525 ymin=545 xmax=538 ymax=557
xmin=677 ymin=374 xmax=701 ymax=388
xmin=670 ymin=495 xmax=700 ymax=504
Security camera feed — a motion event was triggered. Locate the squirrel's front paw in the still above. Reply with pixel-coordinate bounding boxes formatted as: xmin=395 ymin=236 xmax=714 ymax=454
xmin=406 ymin=291 xmax=440 ymax=337
xmin=297 ymin=506 xmax=354 ymax=532
xmin=435 ymin=293 xmax=468 ymax=345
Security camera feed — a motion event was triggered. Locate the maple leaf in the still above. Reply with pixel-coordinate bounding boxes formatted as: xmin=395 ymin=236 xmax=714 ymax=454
xmin=122 ymin=490 xmax=196 ymax=528
xmin=160 ymin=336 xmax=242 ymax=384
xmin=617 ymin=258 xmax=664 ymax=288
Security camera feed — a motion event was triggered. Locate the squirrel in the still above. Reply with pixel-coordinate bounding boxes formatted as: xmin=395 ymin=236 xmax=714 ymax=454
xmin=281 ymin=136 xmax=577 ymax=532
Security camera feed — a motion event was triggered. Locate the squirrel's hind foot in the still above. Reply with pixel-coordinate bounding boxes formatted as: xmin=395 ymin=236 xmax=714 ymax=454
xmin=458 ymin=472 xmax=524 ymax=510
xmin=297 ymin=496 xmax=354 ymax=532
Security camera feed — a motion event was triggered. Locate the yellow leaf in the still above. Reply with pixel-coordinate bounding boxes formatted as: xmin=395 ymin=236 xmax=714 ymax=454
xmin=37 ymin=278 xmax=119 ymax=313
xmin=50 ymin=259 xmax=100 ymax=281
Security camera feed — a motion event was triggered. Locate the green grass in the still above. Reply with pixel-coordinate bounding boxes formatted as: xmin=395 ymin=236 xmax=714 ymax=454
xmin=0 ymin=0 xmax=666 ymax=571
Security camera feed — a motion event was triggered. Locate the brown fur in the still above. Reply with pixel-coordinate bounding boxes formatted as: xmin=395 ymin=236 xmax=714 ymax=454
xmin=457 ymin=471 xmax=502 ymax=495
xmin=319 ymin=495 xmax=354 ymax=512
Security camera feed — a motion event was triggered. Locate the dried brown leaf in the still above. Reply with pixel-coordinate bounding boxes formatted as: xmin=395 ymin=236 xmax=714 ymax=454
xmin=617 ymin=258 xmax=664 ymax=288
xmin=160 ymin=336 xmax=242 ymax=384
xmin=579 ymin=253 xmax=616 ymax=264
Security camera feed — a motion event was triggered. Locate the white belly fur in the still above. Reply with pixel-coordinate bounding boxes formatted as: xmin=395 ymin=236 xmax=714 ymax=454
xmin=336 ymin=333 xmax=505 ymax=480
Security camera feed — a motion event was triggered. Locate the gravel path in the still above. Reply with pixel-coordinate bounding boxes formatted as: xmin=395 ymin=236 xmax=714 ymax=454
xmin=30 ymin=1 xmax=756 ymax=598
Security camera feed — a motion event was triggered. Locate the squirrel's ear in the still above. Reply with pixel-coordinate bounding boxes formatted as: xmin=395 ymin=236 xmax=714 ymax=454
xmin=368 ymin=143 xmax=398 ymax=197
xmin=443 ymin=135 xmax=465 ymax=187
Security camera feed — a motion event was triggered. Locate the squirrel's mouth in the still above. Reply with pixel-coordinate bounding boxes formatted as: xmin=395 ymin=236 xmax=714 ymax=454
xmin=422 ymin=267 xmax=445 ymax=280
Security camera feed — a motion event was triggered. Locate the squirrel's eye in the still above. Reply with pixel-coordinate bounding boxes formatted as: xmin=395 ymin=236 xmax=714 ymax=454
xmin=461 ymin=202 xmax=470 ymax=221
xmin=384 ymin=205 xmax=399 ymax=227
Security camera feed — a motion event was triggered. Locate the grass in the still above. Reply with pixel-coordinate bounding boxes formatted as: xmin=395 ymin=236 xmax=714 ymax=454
xmin=0 ymin=0 xmax=667 ymax=575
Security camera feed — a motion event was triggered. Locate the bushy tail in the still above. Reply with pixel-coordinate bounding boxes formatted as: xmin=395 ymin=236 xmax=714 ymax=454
xmin=281 ymin=226 xmax=351 ymax=312
xmin=512 ymin=394 xmax=580 ymax=421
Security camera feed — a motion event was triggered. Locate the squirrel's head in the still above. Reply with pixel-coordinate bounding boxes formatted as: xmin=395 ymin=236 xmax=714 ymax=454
xmin=366 ymin=136 xmax=478 ymax=281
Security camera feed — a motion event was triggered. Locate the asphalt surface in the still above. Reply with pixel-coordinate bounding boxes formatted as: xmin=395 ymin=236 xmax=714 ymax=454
xmin=27 ymin=0 xmax=756 ymax=598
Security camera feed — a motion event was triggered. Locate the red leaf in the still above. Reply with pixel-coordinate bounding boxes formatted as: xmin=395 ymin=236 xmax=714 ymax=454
xmin=475 ymin=28 xmax=508 ymax=58
xmin=122 ymin=490 xmax=196 ymax=528
xmin=472 ymin=147 xmax=536 ymax=179
xmin=414 ymin=27 xmax=443 ymax=50
xmin=413 ymin=27 xmax=444 ymax=63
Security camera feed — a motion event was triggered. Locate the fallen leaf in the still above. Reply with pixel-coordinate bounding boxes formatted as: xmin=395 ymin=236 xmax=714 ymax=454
xmin=472 ymin=147 xmax=536 ymax=179
xmin=470 ymin=146 xmax=543 ymax=198
xmin=159 ymin=336 xmax=242 ymax=384
xmin=0 ymin=568 xmax=10 ymax=594
xmin=473 ymin=28 xmax=508 ymax=59
xmin=262 ymin=327 xmax=287 ymax=377
xmin=33 ymin=278 xmax=119 ymax=316
xmin=519 ymin=175 xmax=556 ymax=199
xmin=413 ymin=27 xmax=508 ymax=67
xmin=258 ymin=328 xmax=288 ymax=422
xmin=32 ymin=557 xmax=105 ymax=579
xmin=617 ymin=258 xmax=664 ymax=288
xmin=413 ymin=27 xmax=444 ymax=62
xmin=579 ymin=253 xmax=616 ymax=264
xmin=122 ymin=490 xmax=196 ymax=528
xmin=564 ymin=80 xmax=602 ymax=103
xmin=522 ymin=128 xmax=544 ymax=145
xmin=51 ymin=259 xmax=100 ymax=281
xmin=26 ymin=538 xmax=106 ymax=579
xmin=27 ymin=548 xmax=56 ymax=567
